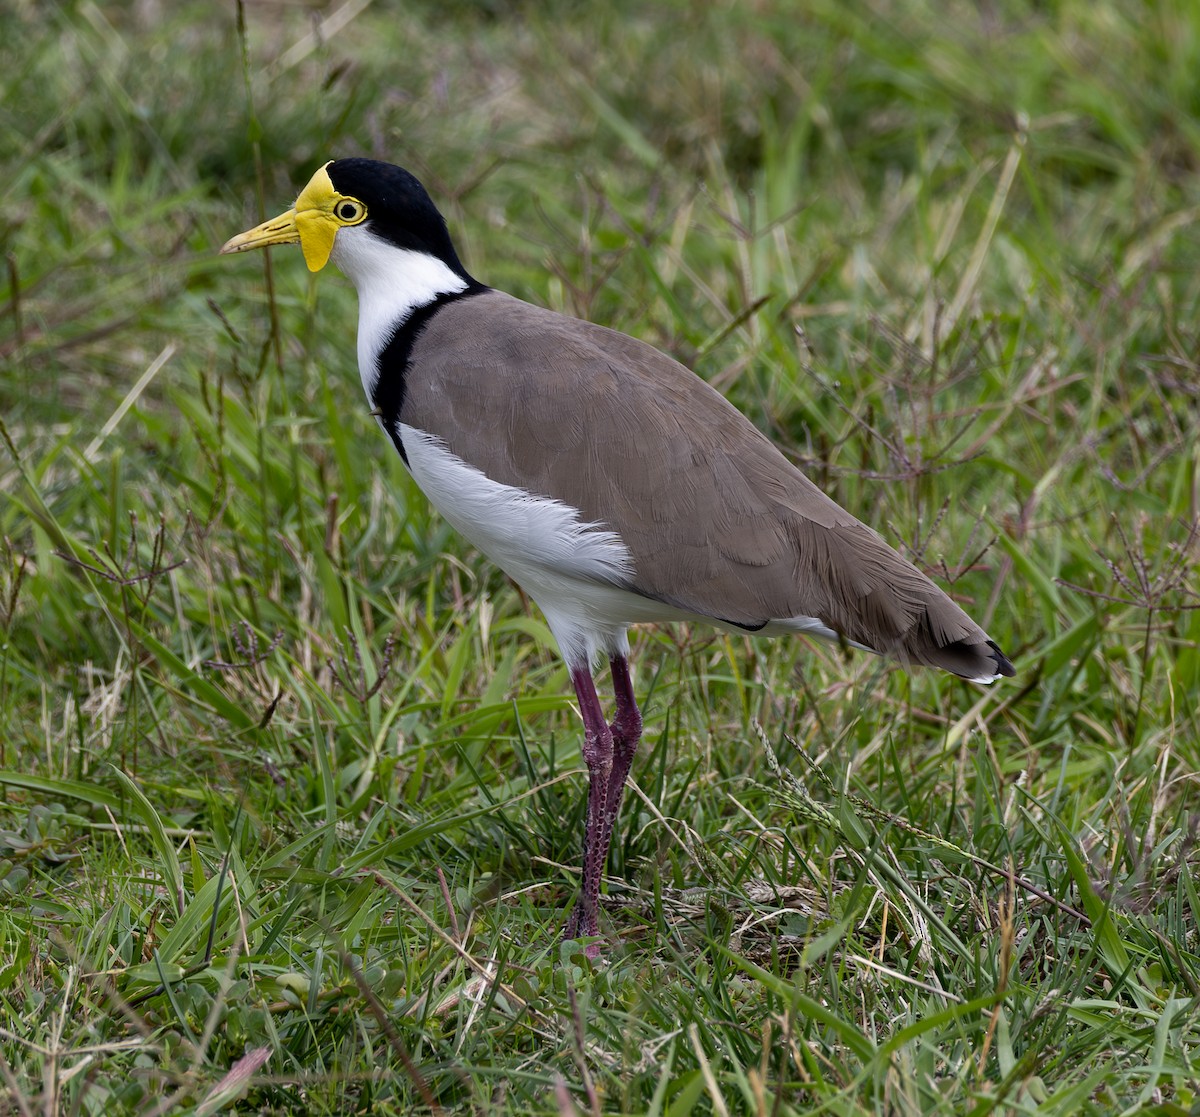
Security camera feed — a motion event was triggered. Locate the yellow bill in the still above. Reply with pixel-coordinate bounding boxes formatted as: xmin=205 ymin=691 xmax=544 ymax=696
xmin=221 ymin=162 xmax=358 ymax=272
xmin=220 ymin=209 xmax=300 ymax=255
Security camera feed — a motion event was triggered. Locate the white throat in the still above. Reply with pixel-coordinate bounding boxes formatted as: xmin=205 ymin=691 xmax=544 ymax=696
xmin=329 ymin=225 xmax=469 ymax=400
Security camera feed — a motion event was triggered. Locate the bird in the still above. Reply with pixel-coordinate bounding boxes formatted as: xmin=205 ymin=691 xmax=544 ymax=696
xmin=222 ymin=158 xmax=1014 ymax=948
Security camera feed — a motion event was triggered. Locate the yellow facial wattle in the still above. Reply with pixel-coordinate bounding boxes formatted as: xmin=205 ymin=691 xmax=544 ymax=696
xmin=220 ymin=161 xmax=367 ymax=272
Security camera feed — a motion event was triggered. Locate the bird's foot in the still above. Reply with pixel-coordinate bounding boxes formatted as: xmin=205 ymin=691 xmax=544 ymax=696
xmin=563 ymin=904 xmax=602 ymax=959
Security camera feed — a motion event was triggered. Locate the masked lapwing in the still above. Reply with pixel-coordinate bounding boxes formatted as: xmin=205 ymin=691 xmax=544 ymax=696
xmin=223 ymin=158 xmax=1014 ymax=948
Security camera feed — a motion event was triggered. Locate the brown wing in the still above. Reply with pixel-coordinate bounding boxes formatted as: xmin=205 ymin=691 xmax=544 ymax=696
xmin=400 ymin=291 xmax=1012 ymax=680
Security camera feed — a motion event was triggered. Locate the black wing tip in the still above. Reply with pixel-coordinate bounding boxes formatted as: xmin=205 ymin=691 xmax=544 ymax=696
xmin=987 ymin=640 xmax=1016 ymax=678
xmin=933 ymin=636 xmax=1016 ymax=683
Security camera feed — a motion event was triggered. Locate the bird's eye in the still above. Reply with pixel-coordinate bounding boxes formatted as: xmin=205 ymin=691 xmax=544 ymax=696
xmin=335 ymin=200 xmax=365 ymax=224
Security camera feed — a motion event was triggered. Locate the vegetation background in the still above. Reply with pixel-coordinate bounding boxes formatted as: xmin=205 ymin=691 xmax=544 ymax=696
xmin=1 ymin=0 xmax=1198 ymax=1112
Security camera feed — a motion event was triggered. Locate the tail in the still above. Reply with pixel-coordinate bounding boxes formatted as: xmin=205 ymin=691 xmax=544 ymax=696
xmin=899 ymin=625 xmax=1015 ymax=684
xmin=789 ymin=520 xmax=1016 ymax=685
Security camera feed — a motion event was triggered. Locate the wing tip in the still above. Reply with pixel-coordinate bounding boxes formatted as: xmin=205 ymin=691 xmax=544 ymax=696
xmin=960 ymin=640 xmax=1016 ymax=685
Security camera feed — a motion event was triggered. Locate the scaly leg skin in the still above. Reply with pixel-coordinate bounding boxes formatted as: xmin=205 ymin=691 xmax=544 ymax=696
xmin=596 ymin=655 xmax=643 ymax=884
xmin=564 ymin=666 xmax=614 ymax=950
xmin=564 ymin=657 xmax=643 ymax=955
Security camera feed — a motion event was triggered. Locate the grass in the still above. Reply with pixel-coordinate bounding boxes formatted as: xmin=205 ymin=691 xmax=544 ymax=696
xmin=1 ymin=0 xmax=1199 ymax=1111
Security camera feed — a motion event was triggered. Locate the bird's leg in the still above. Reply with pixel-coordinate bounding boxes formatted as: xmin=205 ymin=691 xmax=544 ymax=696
xmin=564 ymin=665 xmax=614 ymax=944
xmin=597 ymin=654 xmax=643 ymax=875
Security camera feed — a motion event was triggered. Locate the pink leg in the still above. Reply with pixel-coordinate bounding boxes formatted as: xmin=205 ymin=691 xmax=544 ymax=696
xmin=564 ymin=665 xmax=614 ymax=943
xmin=564 ymin=656 xmax=643 ymax=948
xmin=597 ymin=655 xmax=643 ymax=875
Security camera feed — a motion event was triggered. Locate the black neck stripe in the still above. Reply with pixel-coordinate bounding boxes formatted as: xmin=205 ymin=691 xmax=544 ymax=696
xmin=370 ymin=283 xmax=488 ymax=463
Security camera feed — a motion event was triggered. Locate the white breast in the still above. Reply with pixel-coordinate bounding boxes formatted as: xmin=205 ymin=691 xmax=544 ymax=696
xmin=329 ymin=226 xmax=468 ymax=400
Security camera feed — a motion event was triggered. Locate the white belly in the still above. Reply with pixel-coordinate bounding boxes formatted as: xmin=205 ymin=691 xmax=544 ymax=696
xmin=399 ymin=423 xmax=844 ymax=668
xmin=401 ymin=424 xmax=659 ymax=667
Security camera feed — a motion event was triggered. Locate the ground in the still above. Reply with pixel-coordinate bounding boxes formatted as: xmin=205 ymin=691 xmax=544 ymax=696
xmin=0 ymin=0 xmax=1198 ymax=1112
